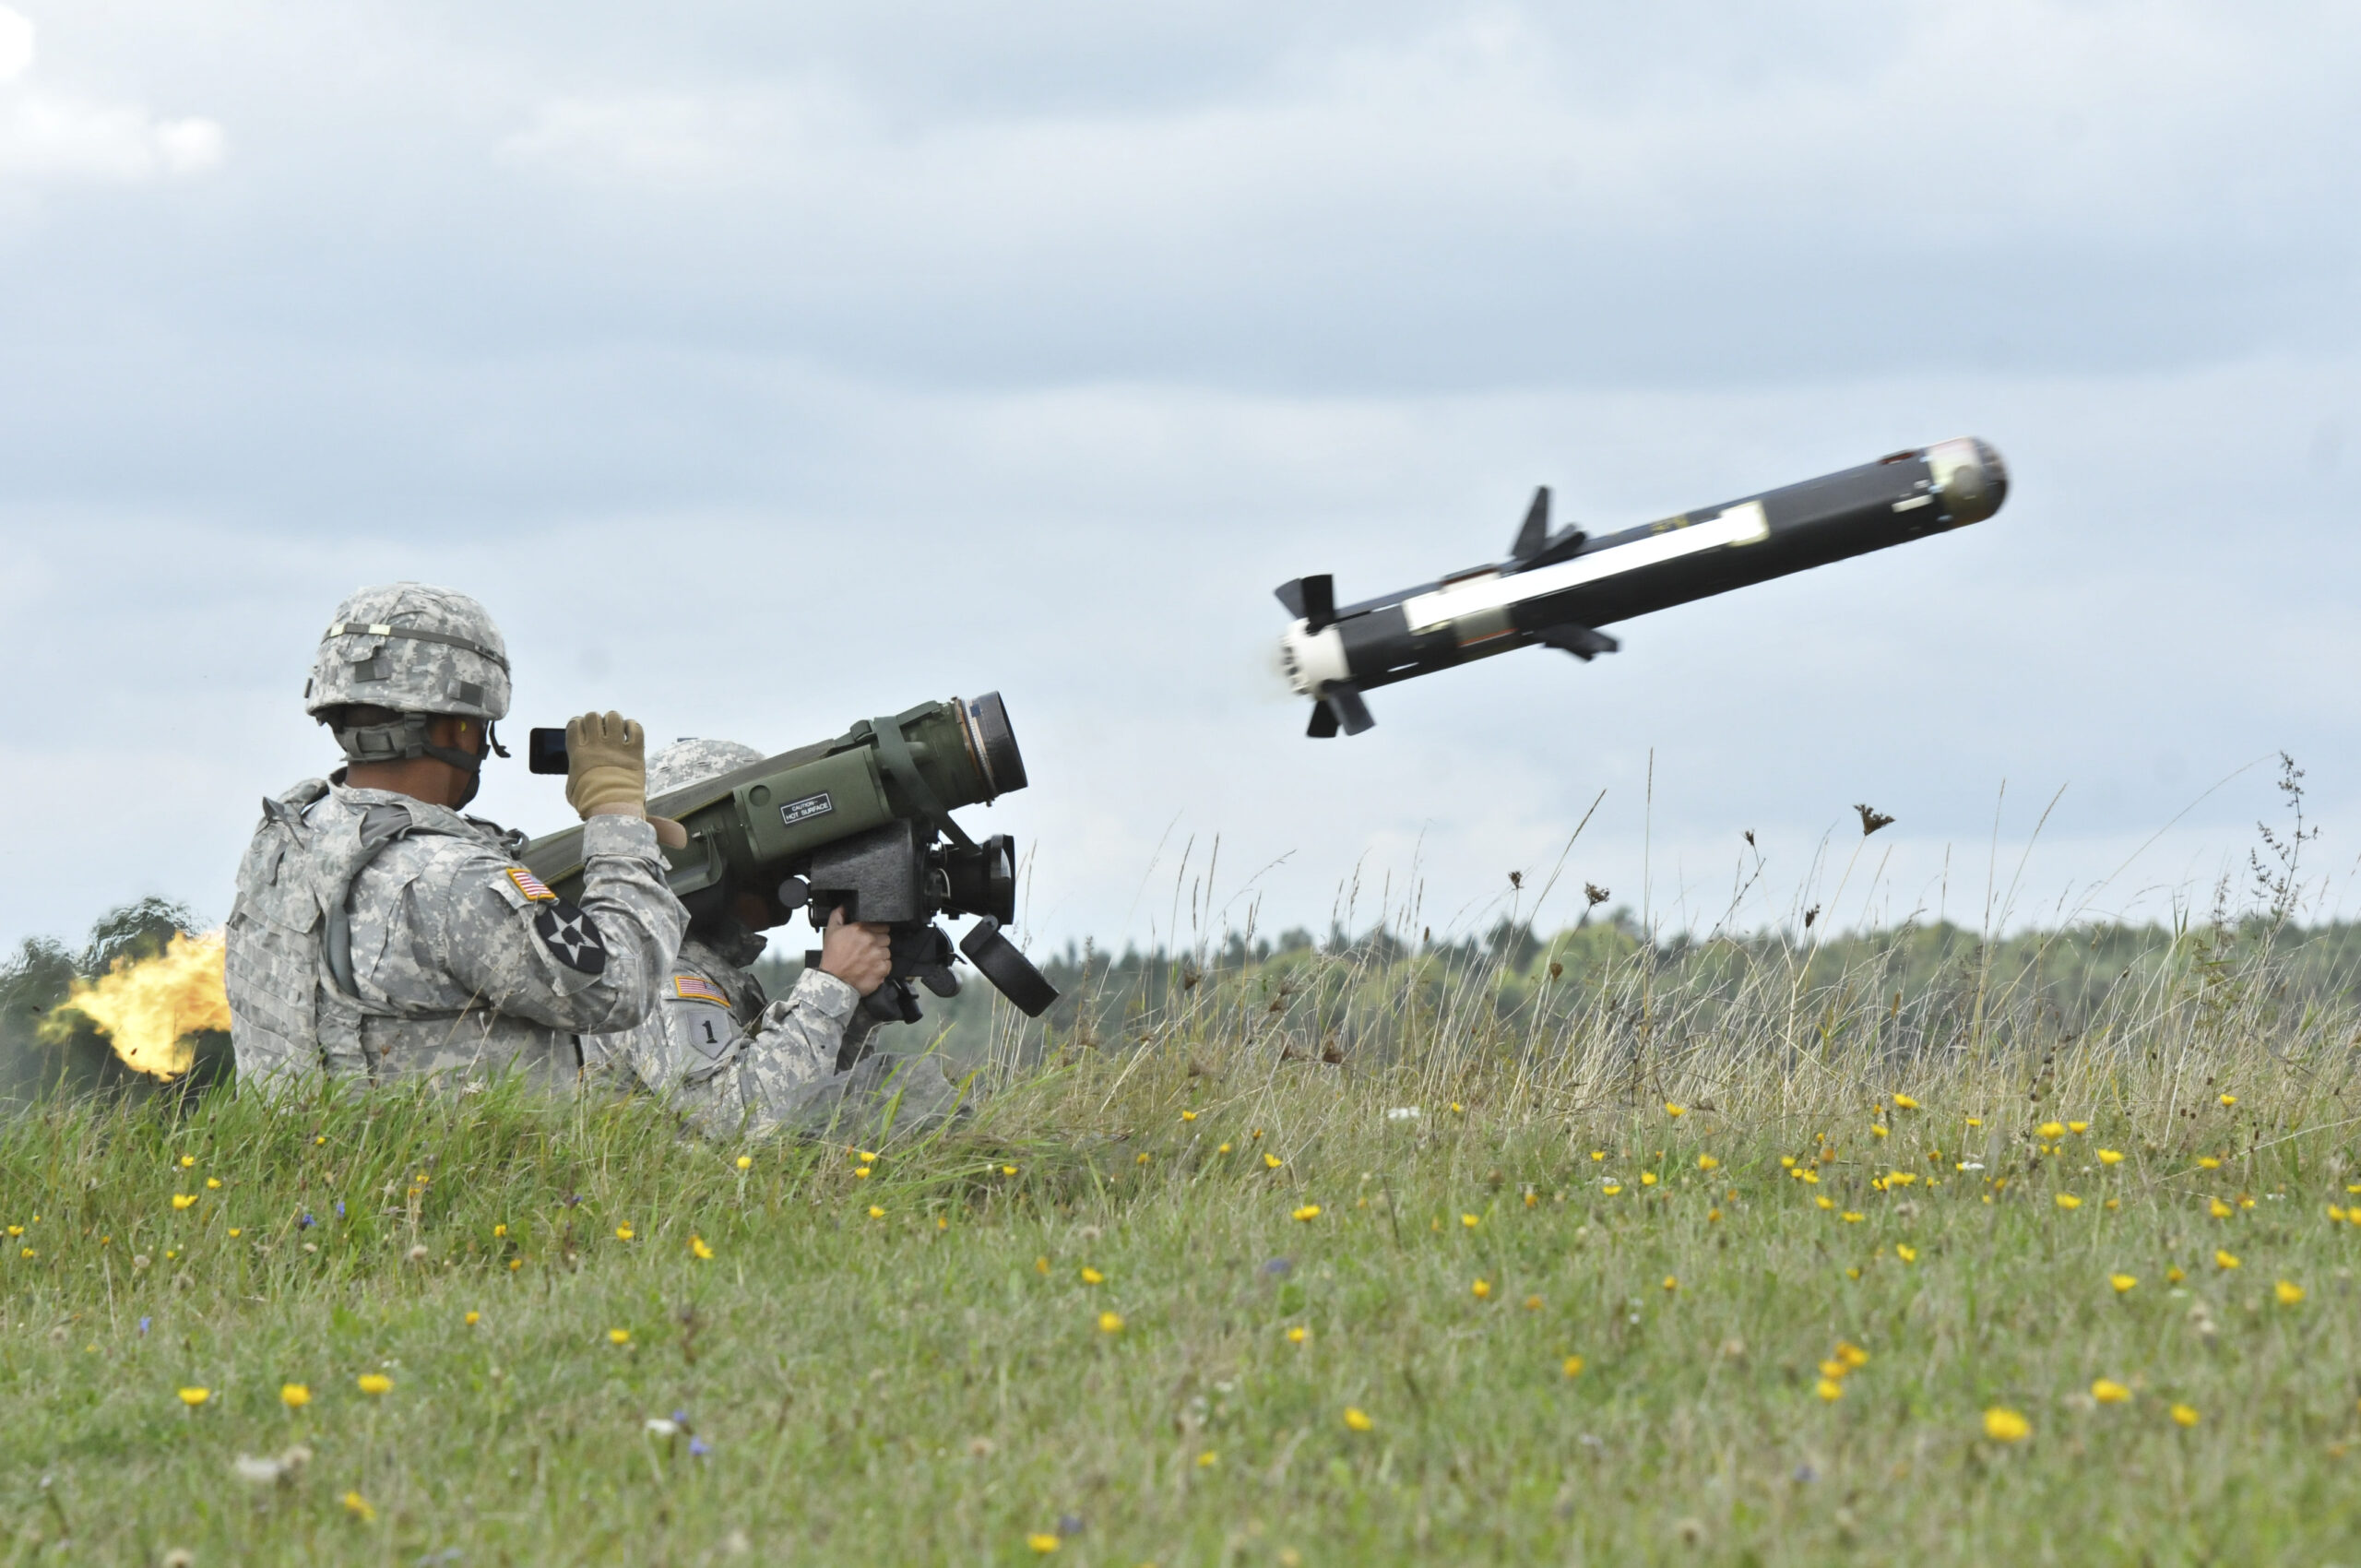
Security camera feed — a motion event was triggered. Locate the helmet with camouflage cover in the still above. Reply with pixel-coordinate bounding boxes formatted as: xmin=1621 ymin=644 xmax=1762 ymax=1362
xmin=306 ymin=583 xmax=512 ymax=722
xmin=306 ymin=584 xmax=512 ymax=798
xmin=647 ymin=738 xmax=764 ymax=800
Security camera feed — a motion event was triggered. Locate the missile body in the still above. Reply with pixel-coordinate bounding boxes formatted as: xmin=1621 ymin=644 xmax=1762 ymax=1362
xmin=1275 ymin=437 xmax=2007 ymax=736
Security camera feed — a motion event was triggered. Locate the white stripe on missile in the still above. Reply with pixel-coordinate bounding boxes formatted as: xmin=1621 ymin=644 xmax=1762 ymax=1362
xmin=1400 ymin=501 xmax=1770 ymax=635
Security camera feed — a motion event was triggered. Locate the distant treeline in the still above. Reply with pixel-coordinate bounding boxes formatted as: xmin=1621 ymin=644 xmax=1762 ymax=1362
xmin=760 ymin=910 xmax=2361 ymax=1068
xmin=6 ymin=901 xmax=2355 ymax=1100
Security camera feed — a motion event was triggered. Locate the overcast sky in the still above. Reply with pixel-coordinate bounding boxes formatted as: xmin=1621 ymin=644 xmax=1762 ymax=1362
xmin=1 ymin=1 xmax=2355 ymax=959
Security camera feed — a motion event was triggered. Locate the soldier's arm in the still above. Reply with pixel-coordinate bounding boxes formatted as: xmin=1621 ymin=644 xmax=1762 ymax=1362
xmin=624 ymin=970 xmax=860 ymax=1137
xmin=408 ymin=816 xmax=688 ymax=1032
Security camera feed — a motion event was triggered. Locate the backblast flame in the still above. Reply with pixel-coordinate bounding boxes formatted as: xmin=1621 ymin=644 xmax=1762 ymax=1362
xmin=52 ymin=931 xmax=231 ymax=1080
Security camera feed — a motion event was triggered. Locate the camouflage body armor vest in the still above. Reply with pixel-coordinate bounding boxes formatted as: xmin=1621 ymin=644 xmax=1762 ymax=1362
xmin=224 ymin=780 xmax=577 ymax=1088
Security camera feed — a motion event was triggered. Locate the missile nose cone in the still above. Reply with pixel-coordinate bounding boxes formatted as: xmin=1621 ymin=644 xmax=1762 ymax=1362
xmin=1925 ymin=437 xmax=2008 ymax=526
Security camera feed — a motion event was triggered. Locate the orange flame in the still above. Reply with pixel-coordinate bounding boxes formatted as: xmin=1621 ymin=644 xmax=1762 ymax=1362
xmin=53 ymin=931 xmax=231 ymax=1080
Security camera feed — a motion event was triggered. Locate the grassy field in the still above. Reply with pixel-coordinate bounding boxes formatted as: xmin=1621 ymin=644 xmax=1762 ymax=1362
xmin=5 ymin=923 xmax=2361 ymax=1565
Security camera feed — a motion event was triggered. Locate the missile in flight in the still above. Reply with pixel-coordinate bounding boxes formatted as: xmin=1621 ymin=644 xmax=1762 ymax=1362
xmin=1274 ymin=436 xmax=2008 ymax=737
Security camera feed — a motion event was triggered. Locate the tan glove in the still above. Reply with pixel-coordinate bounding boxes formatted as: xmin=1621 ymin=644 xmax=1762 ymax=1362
xmin=564 ymin=711 xmax=647 ymax=819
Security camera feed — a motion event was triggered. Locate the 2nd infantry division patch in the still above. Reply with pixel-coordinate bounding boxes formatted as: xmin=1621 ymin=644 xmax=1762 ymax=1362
xmin=671 ymin=973 xmax=730 ymax=1005
xmin=506 ymin=866 xmax=558 ymax=902
xmin=533 ymin=903 xmax=608 ymax=974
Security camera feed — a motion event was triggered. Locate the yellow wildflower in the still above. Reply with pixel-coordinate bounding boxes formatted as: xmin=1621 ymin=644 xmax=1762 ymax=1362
xmin=1035 ymin=1256 xmax=1050 ymax=1275
xmin=1892 ymin=1094 xmax=1919 ymax=1111
xmin=735 ymin=1155 xmax=753 ymax=1170
xmin=1841 ymin=1212 xmax=1865 ymax=1224
xmin=1098 ymin=1312 xmax=1124 ymax=1335
xmin=1662 ymin=1275 xmax=1679 ymax=1292
xmin=171 ymin=1194 xmax=196 ymax=1210
xmin=2198 ymin=1156 xmax=2222 ymax=1170
xmin=614 ymin=1224 xmax=635 ymax=1241
xmin=2171 ymin=1403 xmax=2200 ymax=1427
xmin=1697 ymin=1154 xmax=1719 ymax=1171
xmin=1665 ymin=1103 xmax=1685 ymax=1118
xmin=178 ymin=1155 xmax=195 ymax=1168
xmin=608 ymin=1329 xmax=631 ymax=1346
xmin=2165 ymin=1265 xmax=2186 ymax=1284
xmin=1264 ymin=1154 xmax=1283 ymax=1170
xmin=2276 ymin=1279 xmax=2306 ymax=1306
xmin=492 ymin=1224 xmax=506 ymax=1237
xmin=1287 ymin=1325 xmax=1308 ymax=1344
xmin=2067 ymin=1122 xmax=2089 ymax=1134
xmin=854 ymin=1167 xmax=872 ymax=1180
xmin=1816 ymin=1377 xmax=1844 ymax=1401
xmin=1816 ymin=1195 xmax=1835 ymax=1211
xmin=1134 ymin=1153 xmax=1150 ymax=1166
xmin=1523 ymin=1294 xmax=1542 ymax=1311
xmin=1964 ymin=1116 xmax=1983 ymax=1127
xmin=1799 ymin=1170 xmax=1821 ymax=1185
xmin=1216 ymin=1145 xmax=1231 ymax=1156
xmin=1871 ymin=1125 xmax=1890 ymax=1139
xmin=1820 ymin=1359 xmax=1847 ymax=1380
xmin=1292 ymin=1205 xmax=1322 ymax=1222
xmin=1593 ymin=1151 xmax=1606 ymax=1161
xmin=1836 ymin=1343 xmax=1869 ymax=1369
xmin=2092 ymin=1379 xmax=2130 ymax=1405
xmin=205 ymin=1178 xmax=220 ymax=1190
xmin=1181 ymin=1110 xmax=1197 ymax=1122
xmin=2218 ymin=1094 xmax=2236 ymax=1107
xmin=465 ymin=1311 xmax=480 ymax=1325
xmin=1026 ymin=1534 xmax=1059 ymax=1554
xmin=1562 ymin=1355 xmax=1584 ymax=1378
xmin=1080 ymin=1267 xmax=1104 ymax=1285
xmin=177 ymin=1386 xmax=209 ymax=1407
xmin=1003 ymin=1165 xmax=1019 ymax=1176
xmin=1603 ymin=1184 xmax=1622 ymax=1196
xmin=1983 ymin=1408 xmax=2031 ymax=1443
xmin=2099 ymin=1148 xmax=2124 ymax=1165
xmin=690 ymin=1235 xmax=715 ymax=1261
xmin=2209 ymin=1198 xmax=2233 ymax=1219
xmin=1524 ymin=1190 xmax=1538 ymax=1207
xmin=1896 ymin=1244 xmax=1918 ymax=1264
xmin=280 ymin=1383 xmax=310 ymax=1408
xmin=1780 ymin=1156 xmax=1796 ymax=1169
xmin=1196 ymin=1449 xmax=1217 ymax=1467
xmin=343 ymin=1491 xmax=376 ymax=1522
xmin=507 ymin=1259 xmax=522 ymax=1271
xmin=1344 ymin=1407 xmax=1374 ymax=1431
xmin=867 ymin=1206 xmax=885 ymax=1219
xmin=1641 ymin=1171 xmax=1659 ymax=1187
xmin=2056 ymin=1194 xmax=2082 ymax=1211
xmin=2037 ymin=1122 xmax=2065 ymax=1140
xmin=2215 ymin=1250 xmax=2239 ymax=1270
xmin=1471 ymin=1278 xmax=1491 ymax=1300
xmin=1461 ymin=1213 xmax=1480 ymax=1229
xmin=2110 ymin=1273 xmax=2138 ymax=1294
xmin=1707 ymin=1208 xmax=1723 ymax=1222
xmin=357 ymin=1373 xmax=392 ymax=1396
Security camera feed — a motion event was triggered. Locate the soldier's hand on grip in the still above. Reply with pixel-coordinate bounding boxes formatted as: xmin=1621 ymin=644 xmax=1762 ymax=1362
xmin=564 ymin=711 xmax=649 ymax=820
xmin=816 ymin=906 xmax=893 ymax=996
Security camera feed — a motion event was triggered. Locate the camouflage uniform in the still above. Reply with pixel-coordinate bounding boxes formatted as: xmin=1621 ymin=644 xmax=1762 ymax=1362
xmin=585 ymin=738 xmax=970 ymax=1139
xmin=225 ymin=583 xmax=686 ymax=1090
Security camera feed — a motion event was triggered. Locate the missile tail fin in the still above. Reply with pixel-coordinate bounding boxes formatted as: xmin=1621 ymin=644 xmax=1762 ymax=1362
xmin=1273 ymin=578 xmax=1307 ymax=618
xmin=1536 ymin=624 xmax=1619 ymax=661
xmin=1510 ymin=486 xmax=1550 ymax=563
xmin=1305 ymin=683 xmax=1375 ymax=739
xmin=1299 ymin=574 xmax=1336 ymax=632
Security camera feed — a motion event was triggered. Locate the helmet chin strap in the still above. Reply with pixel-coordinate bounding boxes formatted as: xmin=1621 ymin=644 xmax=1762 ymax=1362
xmin=331 ymin=714 xmax=491 ymax=809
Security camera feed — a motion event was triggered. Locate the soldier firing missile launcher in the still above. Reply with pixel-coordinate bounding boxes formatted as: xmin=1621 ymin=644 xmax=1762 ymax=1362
xmin=1275 ymin=437 xmax=2008 ymax=736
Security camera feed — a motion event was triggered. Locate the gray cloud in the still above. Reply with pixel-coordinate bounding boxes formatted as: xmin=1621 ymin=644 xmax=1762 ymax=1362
xmin=0 ymin=0 xmax=2354 ymax=955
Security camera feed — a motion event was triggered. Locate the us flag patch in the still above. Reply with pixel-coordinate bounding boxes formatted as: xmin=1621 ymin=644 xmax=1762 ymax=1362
xmin=505 ymin=866 xmax=558 ymax=903
xmin=672 ymin=974 xmax=730 ymax=1005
